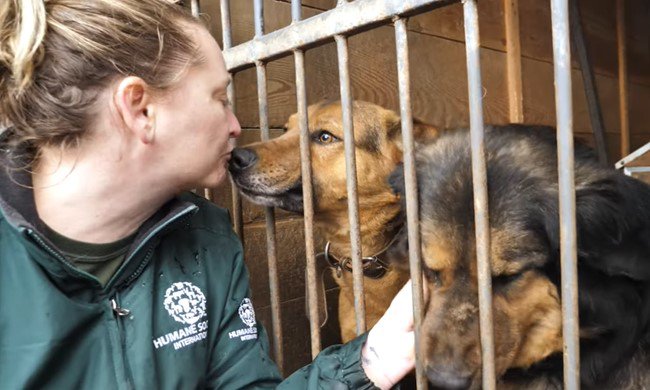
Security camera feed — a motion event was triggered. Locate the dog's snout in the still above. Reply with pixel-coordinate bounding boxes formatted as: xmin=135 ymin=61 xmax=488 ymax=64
xmin=229 ymin=147 xmax=258 ymax=172
xmin=426 ymin=364 xmax=472 ymax=389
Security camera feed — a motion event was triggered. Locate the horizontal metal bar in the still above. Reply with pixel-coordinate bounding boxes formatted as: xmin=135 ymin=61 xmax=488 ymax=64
xmin=550 ymin=0 xmax=581 ymax=387
xmin=615 ymin=142 xmax=650 ymax=168
xmin=223 ymin=0 xmax=454 ymax=72
xmin=624 ymin=166 xmax=650 ymax=174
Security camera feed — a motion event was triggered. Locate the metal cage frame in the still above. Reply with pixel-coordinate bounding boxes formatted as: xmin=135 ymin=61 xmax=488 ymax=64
xmin=190 ymin=0 xmax=633 ymax=388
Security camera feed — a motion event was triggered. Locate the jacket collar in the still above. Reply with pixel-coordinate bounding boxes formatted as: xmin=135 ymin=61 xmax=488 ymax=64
xmin=0 ymin=135 xmax=198 ymax=293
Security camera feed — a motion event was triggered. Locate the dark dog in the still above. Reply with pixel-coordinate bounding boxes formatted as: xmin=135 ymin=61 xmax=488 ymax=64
xmin=389 ymin=125 xmax=650 ymax=389
xmin=228 ymin=100 xmax=439 ymax=342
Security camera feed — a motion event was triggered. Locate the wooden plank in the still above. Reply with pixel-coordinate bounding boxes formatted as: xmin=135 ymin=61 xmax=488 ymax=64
xmin=504 ymin=0 xmax=524 ymax=123
xmin=405 ymin=0 xmax=650 ymax=86
xmin=618 ymin=0 xmax=630 ymax=157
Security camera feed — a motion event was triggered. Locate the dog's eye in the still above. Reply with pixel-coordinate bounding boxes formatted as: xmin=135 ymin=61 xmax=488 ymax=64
xmin=313 ymin=130 xmax=338 ymax=144
xmin=493 ymin=272 xmax=524 ymax=286
xmin=424 ymin=268 xmax=442 ymax=286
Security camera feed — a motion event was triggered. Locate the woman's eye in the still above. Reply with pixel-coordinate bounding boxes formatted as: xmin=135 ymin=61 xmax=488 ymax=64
xmin=314 ymin=130 xmax=337 ymax=144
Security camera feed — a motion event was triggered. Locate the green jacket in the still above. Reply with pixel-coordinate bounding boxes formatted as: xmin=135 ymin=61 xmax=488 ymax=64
xmin=0 ymin=162 xmax=377 ymax=389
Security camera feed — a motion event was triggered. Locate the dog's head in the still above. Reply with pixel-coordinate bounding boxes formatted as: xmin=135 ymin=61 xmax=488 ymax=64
xmin=387 ymin=130 xmax=565 ymax=388
xmin=228 ymin=100 xmax=438 ymax=215
xmin=388 ymin=128 xmax=650 ymax=388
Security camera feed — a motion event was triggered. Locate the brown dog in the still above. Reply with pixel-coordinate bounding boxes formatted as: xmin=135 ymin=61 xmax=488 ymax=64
xmin=228 ymin=100 xmax=438 ymax=342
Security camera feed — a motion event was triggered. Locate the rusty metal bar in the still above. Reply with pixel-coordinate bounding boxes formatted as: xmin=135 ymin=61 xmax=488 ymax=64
xmin=292 ymin=0 xmax=322 ymax=357
xmin=254 ymin=0 xmax=284 ymax=373
xmin=190 ymin=0 xmax=200 ymax=17
xmin=254 ymin=0 xmax=264 ymax=38
xmin=220 ymin=0 xmax=243 ymax=238
xmin=394 ymin=17 xmax=427 ymax=390
xmin=570 ymin=0 xmax=608 ymax=166
xmin=462 ymin=1 xmax=496 ymax=388
xmin=504 ymin=0 xmax=524 ymax=123
xmin=188 ymin=0 xmax=213 ymax=201
xmin=334 ymin=35 xmax=366 ymax=336
xmin=223 ymin=0 xmax=450 ymax=72
xmin=617 ymin=0 xmax=630 ymax=158
xmin=550 ymin=0 xmax=581 ymax=388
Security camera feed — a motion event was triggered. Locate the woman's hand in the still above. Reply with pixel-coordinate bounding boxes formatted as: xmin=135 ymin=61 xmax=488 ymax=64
xmin=361 ymin=279 xmax=427 ymax=389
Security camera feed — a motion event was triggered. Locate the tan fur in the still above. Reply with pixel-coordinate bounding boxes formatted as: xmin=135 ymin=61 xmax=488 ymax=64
xmin=236 ymin=101 xmax=438 ymax=341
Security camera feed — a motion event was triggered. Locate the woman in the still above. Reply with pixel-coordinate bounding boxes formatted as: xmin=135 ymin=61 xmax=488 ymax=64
xmin=0 ymin=1 xmax=417 ymax=388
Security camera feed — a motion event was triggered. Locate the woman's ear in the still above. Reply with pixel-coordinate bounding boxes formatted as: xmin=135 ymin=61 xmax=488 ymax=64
xmin=113 ymin=76 xmax=156 ymax=144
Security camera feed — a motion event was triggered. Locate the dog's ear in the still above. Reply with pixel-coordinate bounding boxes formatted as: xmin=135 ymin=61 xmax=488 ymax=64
xmin=385 ymin=111 xmax=439 ymax=145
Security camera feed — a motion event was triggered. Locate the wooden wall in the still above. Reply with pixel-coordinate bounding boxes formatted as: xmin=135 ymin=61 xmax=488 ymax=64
xmin=196 ymin=0 xmax=650 ymax=375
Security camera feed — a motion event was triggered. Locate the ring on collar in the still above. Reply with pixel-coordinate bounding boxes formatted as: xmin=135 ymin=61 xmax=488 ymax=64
xmin=317 ymin=241 xmax=390 ymax=279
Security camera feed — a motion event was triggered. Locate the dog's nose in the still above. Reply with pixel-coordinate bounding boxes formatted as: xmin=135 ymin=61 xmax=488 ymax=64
xmin=426 ymin=364 xmax=472 ymax=389
xmin=229 ymin=147 xmax=258 ymax=172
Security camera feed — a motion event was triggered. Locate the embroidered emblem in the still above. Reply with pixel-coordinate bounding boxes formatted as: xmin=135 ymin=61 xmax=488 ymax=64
xmin=238 ymin=297 xmax=256 ymax=328
xmin=163 ymin=282 xmax=207 ymax=325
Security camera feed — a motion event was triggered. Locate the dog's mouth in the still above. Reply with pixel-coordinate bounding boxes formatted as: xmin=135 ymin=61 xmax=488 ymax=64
xmin=231 ymin=177 xmax=304 ymax=213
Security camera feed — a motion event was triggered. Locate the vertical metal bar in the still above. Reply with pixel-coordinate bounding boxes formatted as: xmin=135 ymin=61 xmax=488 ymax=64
xmin=254 ymin=0 xmax=284 ymax=372
xmin=463 ymin=1 xmax=496 ymax=389
xmin=254 ymin=0 xmax=264 ymax=38
xmin=188 ymin=0 xmax=211 ymax=201
xmin=292 ymin=0 xmax=321 ymax=357
xmin=394 ymin=17 xmax=426 ymax=390
xmin=550 ymin=0 xmax=581 ymax=388
xmin=220 ymin=0 xmax=243 ymax=238
xmin=617 ymin=0 xmax=630 ymax=158
xmin=570 ymin=0 xmax=608 ymax=166
xmin=504 ymin=0 xmax=524 ymax=124
xmin=291 ymin=0 xmax=301 ymax=22
xmin=190 ymin=0 xmax=200 ymax=18
xmin=335 ymin=35 xmax=366 ymax=336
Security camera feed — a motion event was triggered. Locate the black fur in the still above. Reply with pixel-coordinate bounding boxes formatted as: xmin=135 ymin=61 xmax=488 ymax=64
xmin=389 ymin=125 xmax=650 ymax=388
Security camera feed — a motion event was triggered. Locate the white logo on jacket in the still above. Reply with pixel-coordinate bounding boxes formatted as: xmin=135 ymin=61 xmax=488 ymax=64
xmin=163 ymin=281 xmax=207 ymax=325
xmin=154 ymin=281 xmax=209 ymax=350
xmin=238 ymin=298 xmax=256 ymax=327
xmin=228 ymin=298 xmax=258 ymax=341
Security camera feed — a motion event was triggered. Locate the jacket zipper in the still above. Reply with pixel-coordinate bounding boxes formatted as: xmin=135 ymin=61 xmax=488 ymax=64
xmin=109 ymin=295 xmax=135 ymax=390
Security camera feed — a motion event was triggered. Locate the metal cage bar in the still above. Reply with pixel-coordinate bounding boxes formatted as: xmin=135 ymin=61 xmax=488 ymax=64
xmin=335 ymin=34 xmax=367 ymax=336
xmin=569 ymin=0 xmax=608 ymax=166
xmin=394 ymin=17 xmax=427 ymax=390
xmin=191 ymin=0 xmax=200 ymax=18
xmin=223 ymin=0 xmax=449 ymax=72
xmin=220 ymin=0 xmax=244 ymax=239
xmin=462 ymin=1 xmax=496 ymax=388
xmin=550 ymin=0 xmax=581 ymax=388
xmin=291 ymin=0 xmax=323 ymax=358
xmin=253 ymin=0 xmax=285 ymax=373
xmin=188 ymin=0 xmax=214 ymax=202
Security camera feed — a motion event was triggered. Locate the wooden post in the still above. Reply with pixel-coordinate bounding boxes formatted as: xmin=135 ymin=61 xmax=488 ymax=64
xmin=617 ymin=0 xmax=630 ymax=158
xmin=504 ymin=0 xmax=524 ymax=123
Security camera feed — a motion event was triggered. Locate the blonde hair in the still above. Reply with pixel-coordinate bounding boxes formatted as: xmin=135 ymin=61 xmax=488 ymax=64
xmin=0 ymin=0 xmax=201 ymax=157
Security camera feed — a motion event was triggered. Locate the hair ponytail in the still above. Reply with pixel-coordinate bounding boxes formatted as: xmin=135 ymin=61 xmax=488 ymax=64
xmin=0 ymin=0 xmax=47 ymax=96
